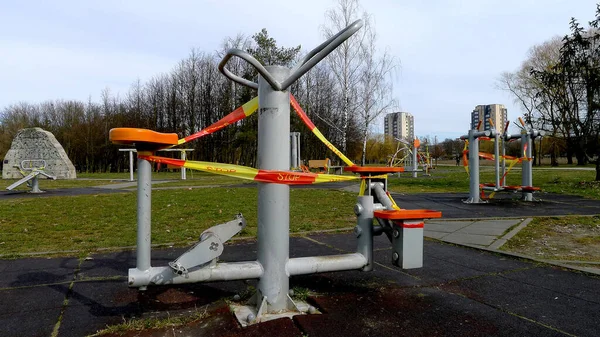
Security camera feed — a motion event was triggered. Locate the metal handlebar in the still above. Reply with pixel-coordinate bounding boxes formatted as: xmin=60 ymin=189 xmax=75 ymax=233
xmin=218 ymin=19 xmax=363 ymax=91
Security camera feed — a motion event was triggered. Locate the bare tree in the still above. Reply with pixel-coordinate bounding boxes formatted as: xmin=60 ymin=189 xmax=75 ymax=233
xmin=357 ymin=20 xmax=397 ymax=165
xmin=321 ymin=0 xmax=367 ymax=153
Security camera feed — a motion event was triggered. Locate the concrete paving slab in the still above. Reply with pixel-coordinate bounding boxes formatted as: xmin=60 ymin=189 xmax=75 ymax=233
xmin=500 ymin=266 xmax=600 ymax=302
xmin=0 ymin=286 xmax=65 ymax=337
xmin=467 ymin=219 xmax=522 ymax=228
xmin=0 ymin=309 xmax=61 ymax=337
xmin=424 ymin=230 xmax=448 ymax=239
xmin=441 ymin=274 xmax=600 ymax=336
xmin=372 ymin=248 xmax=488 ymax=285
xmin=458 ymin=225 xmax=515 ymax=236
xmin=442 ymin=232 xmax=498 ymax=246
xmin=0 ymin=257 xmax=79 ymax=287
xmin=422 ymin=240 xmax=532 ymax=274
xmin=425 ymin=220 xmax=474 ymax=233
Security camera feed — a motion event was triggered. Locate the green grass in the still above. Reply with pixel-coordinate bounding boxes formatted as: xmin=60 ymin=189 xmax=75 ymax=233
xmin=387 ymin=165 xmax=600 ymax=199
xmin=0 ymin=187 xmax=356 ymax=256
xmin=89 ymin=308 xmax=208 ymax=336
xmin=501 ymin=215 xmax=600 ymax=261
xmin=1 ymin=165 xmax=598 ymax=257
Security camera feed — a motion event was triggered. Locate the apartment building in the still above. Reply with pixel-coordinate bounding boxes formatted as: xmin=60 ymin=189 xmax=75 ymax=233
xmin=471 ymin=104 xmax=507 ymax=131
xmin=384 ymin=112 xmax=414 ymax=141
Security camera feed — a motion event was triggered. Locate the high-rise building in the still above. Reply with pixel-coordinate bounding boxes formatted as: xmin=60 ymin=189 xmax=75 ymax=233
xmin=384 ymin=112 xmax=414 ymax=141
xmin=471 ymin=104 xmax=507 ymax=131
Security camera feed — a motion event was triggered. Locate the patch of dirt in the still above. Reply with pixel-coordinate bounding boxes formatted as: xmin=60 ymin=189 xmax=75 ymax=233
xmin=503 ymin=218 xmax=600 ymax=261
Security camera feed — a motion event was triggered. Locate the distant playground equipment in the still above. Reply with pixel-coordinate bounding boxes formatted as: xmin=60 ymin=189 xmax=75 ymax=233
xmin=5 ymin=159 xmax=56 ymax=193
xmin=389 ymin=137 xmax=431 ymax=177
xmin=109 ymin=20 xmax=441 ymax=324
xmin=2 ymin=127 xmax=76 ymax=180
xmin=461 ymin=118 xmax=544 ymax=204
xmin=118 ymin=148 xmax=194 ymax=181
xmin=290 ymin=132 xmax=301 ymax=171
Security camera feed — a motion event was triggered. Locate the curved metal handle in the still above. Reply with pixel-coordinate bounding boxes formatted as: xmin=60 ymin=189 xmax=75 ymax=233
xmin=286 ymin=19 xmax=363 ymax=89
xmin=218 ymin=49 xmax=273 ymax=90
xmin=218 ymin=19 xmax=363 ymax=91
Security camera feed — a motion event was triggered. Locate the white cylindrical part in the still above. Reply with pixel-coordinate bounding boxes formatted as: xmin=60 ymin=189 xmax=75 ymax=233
xmin=181 ymin=151 xmax=187 ymax=180
xmin=286 ymin=253 xmax=367 ymax=276
xmin=128 ymin=261 xmax=264 ymax=287
xmin=129 ymin=150 xmax=134 ymax=182
xmin=136 ymin=156 xmax=152 ymax=271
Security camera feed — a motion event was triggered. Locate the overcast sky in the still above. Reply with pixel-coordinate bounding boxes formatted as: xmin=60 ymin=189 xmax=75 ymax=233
xmin=1 ymin=0 xmax=598 ymax=140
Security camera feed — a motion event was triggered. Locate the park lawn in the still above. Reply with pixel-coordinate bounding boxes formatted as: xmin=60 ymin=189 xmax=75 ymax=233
xmin=387 ymin=165 xmax=600 ymax=199
xmin=0 ymin=187 xmax=356 ymax=257
xmin=501 ymin=215 xmax=600 ymax=262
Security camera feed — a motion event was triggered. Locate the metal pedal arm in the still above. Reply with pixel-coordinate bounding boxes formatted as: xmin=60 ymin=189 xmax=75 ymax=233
xmin=169 ymin=214 xmax=247 ymax=275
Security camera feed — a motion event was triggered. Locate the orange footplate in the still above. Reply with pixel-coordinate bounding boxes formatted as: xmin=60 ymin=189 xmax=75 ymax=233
xmin=374 ymin=209 xmax=442 ymax=221
xmin=109 ymin=128 xmax=179 ymax=149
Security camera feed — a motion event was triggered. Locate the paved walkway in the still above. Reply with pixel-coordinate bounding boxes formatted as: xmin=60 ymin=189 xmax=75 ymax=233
xmin=425 ymin=218 xmax=527 ymax=249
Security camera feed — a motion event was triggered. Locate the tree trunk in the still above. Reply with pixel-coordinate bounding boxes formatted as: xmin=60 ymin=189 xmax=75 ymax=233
xmin=596 ymin=159 xmax=600 ymax=181
xmin=361 ymin=127 xmax=368 ymax=166
xmin=566 ymin=147 xmax=574 ymax=164
xmin=532 ymin=138 xmax=538 ymax=167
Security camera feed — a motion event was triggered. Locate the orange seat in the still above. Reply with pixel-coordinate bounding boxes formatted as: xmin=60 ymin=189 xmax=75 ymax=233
xmin=521 ymin=186 xmax=541 ymax=192
xmin=374 ymin=209 xmax=442 ymax=221
xmin=109 ymin=128 xmax=179 ymax=149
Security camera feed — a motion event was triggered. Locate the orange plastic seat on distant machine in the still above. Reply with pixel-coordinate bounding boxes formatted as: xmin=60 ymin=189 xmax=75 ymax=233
xmin=374 ymin=209 xmax=442 ymax=221
xmin=521 ymin=186 xmax=541 ymax=192
xmin=109 ymin=128 xmax=179 ymax=148
xmin=502 ymin=185 xmax=521 ymax=191
xmin=344 ymin=166 xmax=405 ymax=174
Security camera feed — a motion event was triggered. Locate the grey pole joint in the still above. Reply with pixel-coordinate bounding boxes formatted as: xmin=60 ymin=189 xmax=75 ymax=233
xmin=218 ymin=20 xmax=363 ymax=92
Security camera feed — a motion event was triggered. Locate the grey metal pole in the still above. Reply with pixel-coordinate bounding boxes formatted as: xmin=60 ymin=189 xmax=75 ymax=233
xmin=468 ymin=130 xmax=480 ymax=203
xmin=412 ymin=142 xmax=418 ymax=178
xmin=290 ymin=132 xmax=299 ymax=169
xmin=257 ymin=66 xmax=292 ymax=312
xmin=181 ymin=151 xmax=187 ymax=180
xmin=494 ymin=130 xmax=500 ymax=189
xmin=522 ymin=133 xmax=533 ymax=201
xmin=129 ymin=150 xmax=134 ymax=182
xmin=501 ymin=138 xmax=506 ymax=187
xmin=31 ymin=176 xmax=41 ymax=193
xmin=297 ymin=132 xmax=301 ymax=168
xmin=136 ymin=155 xmax=152 ymax=284
xmin=355 ymin=195 xmax=374 ymax=271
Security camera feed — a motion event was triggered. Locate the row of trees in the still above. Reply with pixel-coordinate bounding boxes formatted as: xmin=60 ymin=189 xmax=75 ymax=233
xmin=0 ymin=0 xmax=397 ymax=173
xmin=499 ymin=4 xmax=600 ymax=180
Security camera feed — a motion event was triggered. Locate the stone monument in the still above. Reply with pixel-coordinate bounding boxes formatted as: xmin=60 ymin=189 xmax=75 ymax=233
xmin=2 ymin=127 xmax=76 ymax=179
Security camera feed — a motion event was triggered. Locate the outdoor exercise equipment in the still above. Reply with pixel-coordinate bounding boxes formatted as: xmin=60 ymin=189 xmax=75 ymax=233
xmin=119 ymin=148 xmax=194 ymax=181
xmin=290 ymin=132 xmax=301 ymax=171
xmin=461 ymin=118 xmax=544 ymax=203
xmin=389 ymin=137 xmax=431 ymax=177
xmin=109 ymin=20 xmax=441 ymax=323
xmin=5 ymin=159 xmax=56 ymax=193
